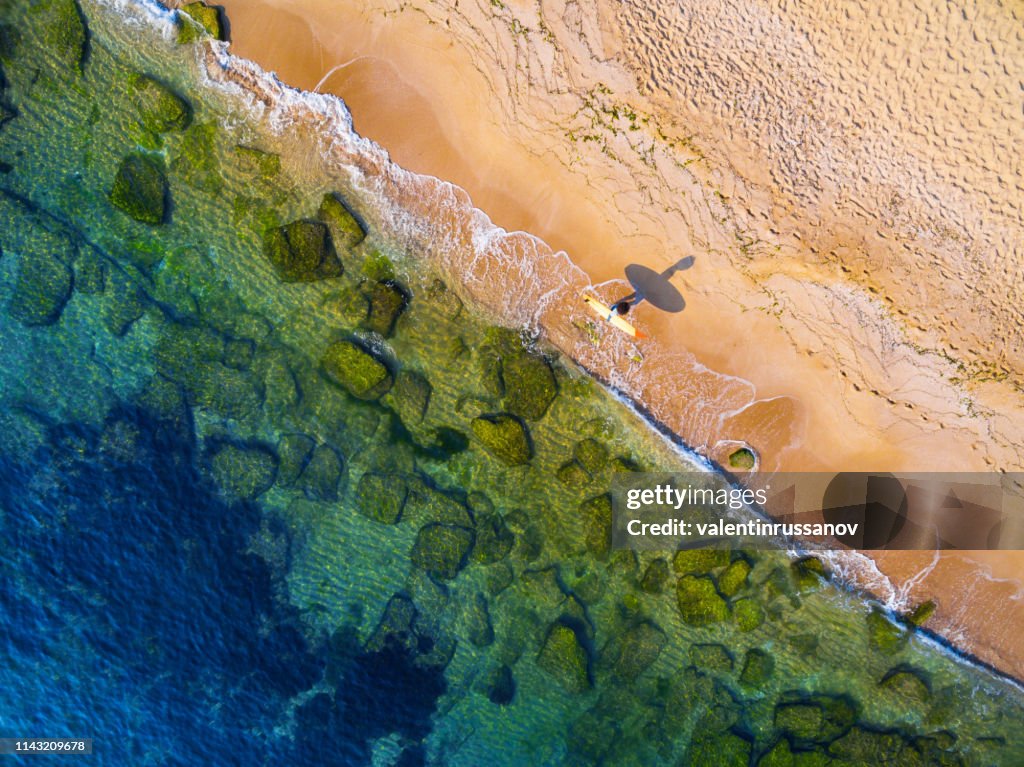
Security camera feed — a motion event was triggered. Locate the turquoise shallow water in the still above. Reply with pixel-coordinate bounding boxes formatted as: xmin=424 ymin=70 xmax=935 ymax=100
xmin=0 ymin=1 xmax=1022 ymax=764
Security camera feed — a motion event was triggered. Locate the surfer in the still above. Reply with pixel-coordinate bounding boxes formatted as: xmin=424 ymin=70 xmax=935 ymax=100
xmin=611 ymin=300 xmax=633 ymax=316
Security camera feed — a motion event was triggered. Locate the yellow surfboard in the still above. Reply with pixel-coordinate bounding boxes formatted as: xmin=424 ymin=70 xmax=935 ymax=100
xmin=583 ymin=295 xmax=645 ymax=339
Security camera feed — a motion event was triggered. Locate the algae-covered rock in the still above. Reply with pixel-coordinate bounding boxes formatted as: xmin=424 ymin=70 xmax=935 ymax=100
xmin=640 ymin=557 xmax=670 ymax=594
xmin=131 ymin=74 xmax=191 ymax=133
xmin=676 ymin=574 xmax=729 ymax=625
xmin=404 ymin=480 xmax=472 ymax=526
xmin=579 ymin=493 xmax=613 ymax=558
xmin=556 ymin=460 xmax=589 ymax=488
xmin=363 ymin=280 xmax=408 ymax=337
xmin=172 ymin=122 xmax=221 ymax=193
xmin=276 ymin=433 xmax=314 ymax=487
xmin=879 ymin=666 xmax=931 ymax=703
xmin=318 ymin=192 xmax=366 ymax=249
xmin=177 ymin=2 xmax=224 ymax=43
xmin=234 ymin=145 xmax=280 ymax=179
xmin=906 ymin=599 xmax=936 ymax=628
xmin=74 ymin=248 xmax=106 ymax=294
xmin=382 ymin=369 xmax=431 ymax=426
xmin=734 ymin=598 xmax=764 ymax=632
xmin=757 ymin=739 xmax=830 ymax=767
xmin=740 ymin=647 xmax=774 ymax=687
xmin=536 ymin=622 xmax=590 ymax=694
xmin=426 ymin=277 xmax=463 ymax=319
xmin=101 ymin=272 xmax=147 ymax=336
xmin=361 ymin=251 xmax=394 ymax=282
xmin=729 ymin=446 xmax=756 ymax=470
xmin=501 ymin=348 xmax=557 ymax=420
xmin=109 ymin=153 xmax=167 ymax=225
xmin=613 ymin=622 xmax=666 ymax=682
xmin=867 ymin=606 xmax=908 ymax=655
xmin=34 ymin=0 xmax=86 ymax=70
xmin=9 ymin=247 xmax=73 ymax=326
xmin=463 ymin=593 xmax=494 ymax=647
xmin=410 ymin=523 xmax=475 ymax=580
xmin=573 ymin=438 xmax=609 ymax=474
xmin=689 ymin=643 xmax=733 ymax=672
xmin=263 ymin=220 xmax=342 ymax=283
xmin=673 ymin=547 xmax=730 ymax=575
xmin=718 ymin=558 xmax=751 ymax=597
xmin=297 ymin=444 xmax=344 ymax=501
xmin=209 ymin=443 xmax=277 ymax=500
xmin=320 ymin=339 xmax=393 ymax=400
xmin=792 ymin=556 xmax=828 ymax=590
xmin=484 ymin=664 xmax=515 ymax=705
xmin=687 ymin=730 xmax=752 ymax=767
xmin=774 ymin=695 xmax=857 ymax=746
xmin=365 ymin=593 xmax=416 ymax=653
xmin=828 ymin=726 xmax=908 ymax=764
xmin=471 ymin=413 xmax=531 ymax=465
xmin=355 ymin=471 xmax=407 ymax=524
xmin=472 ymin=512 xmax=515 ymax=564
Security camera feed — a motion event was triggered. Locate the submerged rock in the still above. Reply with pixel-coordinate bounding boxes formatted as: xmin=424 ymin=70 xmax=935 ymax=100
xmin=410 ymin=523 xmax=475 ymax=580
xmin=717 ymin=557 xmax=751 ymax=597
xmin=101 ymin=271 xmax=147 ymax=336
xmin=234 ymin=145 xmax=280 ymax=180
xmin=827 ymin=726 xmax=909 ymax=764
xmin=687 ymin=730 xmax=753 ymax=767
xmin=8 ymin=247 xmax=73 ymax=326
xmin=355 ymin=472 xmax=407 ymax=524
xmin=573 ymin=438 xmax=609 ymax=474
xmin=363 ymin=280 xmax=408 ymax=337
xmin=676 ymin=574 xmax=729 ymax=625
xmin=426 ymin=278 xmax=463 ymax=319
xmin=579 ymin=494 xmax=613 ymax=558
xmin=172 ymin=122 xmax=221 ymax=194
xmin=209 ymin=443 xmax=277 ymax=500
xmin=320 ymin=340 xmax=393 ymax=400
xmin=879 ymin=666 xmax=931 ymax=703
xmin=739 ymin=647 xmax=774 ymax=687
xmin=264 ymin=220 xmax=342 ymax=283
xmin=867 ymin=607 xmax=908 ymax=655
xmin=689 ymin=642 xmax=734 ymax=672
xmin=556 ymin=460 xmax=589 ymax=487
xmin=463 ymin=593 xmax=494 ymax=647
xmin=297 ymin=444 xmax=344 ymax=501
xmin=276 ymin=433 xmax=315 ymax=488
xmin=385 ymin=366 xmax=432 ymax=423
xmin=471 ymin=413 xmax=531 ymax=465
xmin=483 ymin=664 xmax=515 ymax=705
xmin=613 ymin=621 xmax=666 ymax=682
xmin=74 ymin=248 xmax=106 ymax=294
xmin=733 ymin=598 xmax=764 ymax=632
xmin=472 ymin=512 xmax=515 ymax=564
xmin=109 ymin=153 xmax=168 ymax=225
xmin=906 ymin=599 xmax=936 ymax=628
xmin=673 ymin=547 xmax=730 ymax=575
xmin=639 ymin=557 xmax=670 ymax=594
xmin=131 ymin=74 xmax=191 ymax=133
xmin=501 ymin=348 xmax=557 ymax=420
xmin=774 ymin=694 xmax=857 ymax=746
xmin=318 ymin=192 xmax=366 ymax=249
xmin=177 ymin=2 xmax=224 ymax=43
xmin=34 ymin=0 xmax=86 ymax=70
xmin=536 ymin=622 xmax=590 ymax=694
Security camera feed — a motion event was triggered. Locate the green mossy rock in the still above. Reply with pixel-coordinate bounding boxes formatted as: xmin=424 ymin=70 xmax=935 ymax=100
xmin=734 ymin=598 xmax=764 ymax=632
xmin=363 ymin=280 xmax=408 ymax=336
xmin=365 ymin=593 xmax=416 ymax=653
xmin=729 ymin=446 xmax=756 ymax=470
xmin=9 ymin=248 xmax=73 ymax=326
xmin=382 ymin=369 xmax=431 ymax=426
xmin=361 ymin=251 xmax=394 ymax=282
xmin=867 ymin=607 xmax=908 ymax=655
xmin=774 ymin=695 xmax=857 ymax=746
xmin=501 ymin=348 xmax=557 ymax=420
xmin=687 ymin=730 xmax=752 ymax=767
xmin=101 ymin=271 xmax=147 ymax=336
xmin=264 ymin=220 xmax=343 ymax=283
xmin=172 ymin=122 xmax=221 ymax=193
xmin=639 ymin=557 xmax=669 ymax=594
xmin=464 ymin=593 xmax=494 ymax=647
xmin=792 ymin=556 xmax=828 ymax=590
xmin=673 ymin=547 xmax=730 ymax=575
xmin=689 ymin=642 xmax=733 ymax=672
xmin=209 ymin=443 xmax=277 ymax=500
xmin=410 ymin=522 xmax=475 ymax=580
xmin=276 ymin=433 xmax=314 ymax=487
xmin=404 ymin=481 xmax=473 ymax=526
xmin=879 ymin=666 xmax=930 ymax=702
xmin=757 ymin=739 xmax=830 ymax=767
xmin=676 ymin=574 xmax=729 ymax=625
xmin=318 ymin=192 xmax=366 ymax=249
xmin=321 ymin=340 xmax=393 ymax=400
xmin=613 ymin=621 xmax=666 ymax=681
xmin=297 ymin=444 xmax=343 ymax=501
xmin=718 ymin=558 xmax=751 ymax=597
xmin=579 ymin=493 xmax=612 ymax=558
xmin=906 ymin=599 xmax=936 ymax=628
xmin=109 ymin=153 xmax=167 ymax=225
xmin=573 ymin=437 xmax=609 ymax=474
xmin=131 ymin=74 xmax=191 ymax=133
xmin=177 ymin=2 xmax=223 ymax=43
xmin=471 ymin=413 xmax=531 ymax=465
xmin=355 ymin=471 xmax=407 ymax=524
xmin=536 ymin=622 xmax=590 ymax=694
xmin=426 ymin=277 xmax=463 ymax=319
xmin=827 ymin=726 xmax=908 ymax=764
xmin=223 ymin=338 xmax=254 ymax=370
xmin=34 ymin=0 xmax=86 ymax=70
xmin=74 ymin=249 xmax=106 ymax=294
xmin=740 ymin=647 xmax=774 ymax=687
xmin=472 ymin=512 xmax=515 ymax=564
xmin=556 ymin=460 xmax=589 ymax=487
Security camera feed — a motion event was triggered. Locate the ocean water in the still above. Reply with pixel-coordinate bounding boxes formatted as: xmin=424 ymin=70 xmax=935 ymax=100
xmin=0 ymin=1 xmax=1022 ymax=765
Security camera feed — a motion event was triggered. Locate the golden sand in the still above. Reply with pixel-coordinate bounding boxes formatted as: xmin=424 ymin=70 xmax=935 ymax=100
xmin=194 ymin=0 xmax=1023 ymax=677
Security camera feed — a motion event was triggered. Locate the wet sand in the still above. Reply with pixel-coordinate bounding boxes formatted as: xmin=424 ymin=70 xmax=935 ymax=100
xmin=192 ymin=0 xmax=1023 ymax=678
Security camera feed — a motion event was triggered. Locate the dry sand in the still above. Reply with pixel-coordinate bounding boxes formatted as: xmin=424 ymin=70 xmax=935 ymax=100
xmin=193 ymin=0 xmax=1023 ymax=678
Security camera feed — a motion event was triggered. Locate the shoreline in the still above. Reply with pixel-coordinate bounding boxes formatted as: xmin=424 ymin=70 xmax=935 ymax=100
xmin=155 ymin=1 xmax=1019 ymax=684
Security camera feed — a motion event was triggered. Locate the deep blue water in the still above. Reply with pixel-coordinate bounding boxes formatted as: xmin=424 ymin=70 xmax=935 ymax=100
xmin=0 ymin=400 xmax=443 ymax=765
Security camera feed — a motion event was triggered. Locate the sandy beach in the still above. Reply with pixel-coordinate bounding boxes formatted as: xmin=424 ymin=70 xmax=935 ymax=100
xmin=190 ymin=0 xmax=1024 ymax=678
